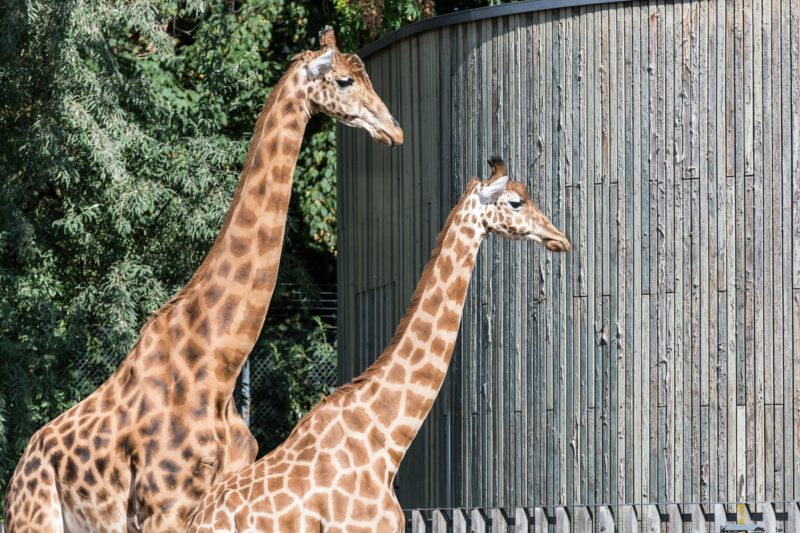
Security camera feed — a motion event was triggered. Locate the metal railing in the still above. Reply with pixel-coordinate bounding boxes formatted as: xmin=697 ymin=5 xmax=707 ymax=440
xmin=404 ymin=502 xmax=800 ymax=532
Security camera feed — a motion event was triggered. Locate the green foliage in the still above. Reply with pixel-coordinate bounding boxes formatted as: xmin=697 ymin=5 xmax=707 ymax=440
xmin=0 ymin=0 xmax=489 ymax=507
xmin=0 ymin=0 xmax=335 ymax=495
xmin=295 ymin=126 xmax=337 ymax=253
xmin=249 ymin=317 xmax=336 ymax=450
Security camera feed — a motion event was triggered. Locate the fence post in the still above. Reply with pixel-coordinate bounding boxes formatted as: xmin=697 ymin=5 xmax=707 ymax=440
xmin=471 ymin=508 xmax=488 ymax=533
xmin=515 ymin=507 xmax=532 ymax=533
xmin=621 ymin=505 xmax=638 ymax=533
xmin=534 ymin=507 xmax=549 ymax=533
xmin=737 ymin=503 xmax=754 ymax=525
xmin=643 ymin=505 xmax=660 ymax=533
xmin=714 ymin=503 xmax=729 ymax=532
xmin=490 ymin=508 xmax=510 ymax=533
xmin=689 ymin=504 xmax=704 ymax=531
xmin=597 ymin=505 xmax=614 ymax=532
xmin=431 ymin=509 xmax=449 ymax=533
xmin=575 ymin=506 xmax=592 ymax=532
xmin=453 ymin=509 xmax=469 ymax=533
xmin=788 ymin=502 xmax=800 ymax=533
xmin=555 ymin=507 xmax=570 ymax=533
xmin=412 ymin=510 xmax=427 ymax=533
xmin=667 ymin=503 xmax=682 ymax=531
xmin=763 ymin=502 xmax=778 ymax=533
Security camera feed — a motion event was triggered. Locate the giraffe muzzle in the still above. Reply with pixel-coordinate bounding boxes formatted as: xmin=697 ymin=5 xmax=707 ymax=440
xmin=379 ymin=117 xmax=404 ymax=146
xmin=544 ymin=236 xmax=571 ymax=252
xmin=368 ymin=105 xmax=403 ymax=146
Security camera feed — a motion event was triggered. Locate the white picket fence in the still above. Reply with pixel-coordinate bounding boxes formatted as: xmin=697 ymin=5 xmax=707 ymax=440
xmin=405 ymin=502 xmax=800 ymax=532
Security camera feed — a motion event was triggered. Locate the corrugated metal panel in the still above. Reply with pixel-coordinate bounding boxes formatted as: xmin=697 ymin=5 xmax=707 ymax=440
xmin=337 ymin=0 xmax=800 ymax=510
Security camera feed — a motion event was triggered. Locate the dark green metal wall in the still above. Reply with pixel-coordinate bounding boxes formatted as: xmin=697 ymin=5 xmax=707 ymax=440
xmin=337 ymin=0 xmax=800 ymax=511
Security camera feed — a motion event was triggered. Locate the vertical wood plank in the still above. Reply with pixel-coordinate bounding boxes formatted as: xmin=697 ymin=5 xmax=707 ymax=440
xmin=734 ymin=0 xmax=746 ymax=430
xmin=646 ymin=2 xmax=660 ymax=504
xmin=623 ymin=1 xmax=635 ymax=505
xmin=724 ymin=0 xmax=739 ymax=506
xmin=791 ymin=0 xmax=800 ymax=503
xmin=761 ymin=0 xmax=777 ymax=503
xmin=672 ymin=0 xmax=686 ymax=504
xmin=776 ymin=0 xmax=790 ymax=504
xmin=615 ymin=2 xmax=627 ymax=505
xmin=711 ymin=0 xmax=729 ymax=504
xmin=742 ymin=0 xmax=757 ymax=506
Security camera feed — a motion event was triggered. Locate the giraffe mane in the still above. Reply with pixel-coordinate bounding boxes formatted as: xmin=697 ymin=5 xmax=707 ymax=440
xmin=139 ymin=61 xmax=302 ymax=333
xmin=374 ymin=178 xmax=480 ymax=354
xmin=287 ymin=178 xmax=482 ymax=438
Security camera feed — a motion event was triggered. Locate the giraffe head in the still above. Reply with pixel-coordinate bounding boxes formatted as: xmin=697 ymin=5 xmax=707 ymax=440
xmin=473 ymin=156 xmax=571 ymax=252
xmin=300 ymin=26 xmax=403 ymax=146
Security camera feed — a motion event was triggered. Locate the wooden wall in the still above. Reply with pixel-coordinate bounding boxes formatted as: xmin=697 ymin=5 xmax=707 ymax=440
xmin=336 ymin=0 xmax=800 ymax=510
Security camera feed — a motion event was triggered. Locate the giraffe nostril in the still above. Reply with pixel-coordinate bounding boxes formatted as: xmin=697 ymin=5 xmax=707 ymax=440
xmin=391 ymin=117 xmax=399 ymax=128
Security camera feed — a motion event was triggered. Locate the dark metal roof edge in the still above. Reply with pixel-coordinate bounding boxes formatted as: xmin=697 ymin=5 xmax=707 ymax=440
xmin=357 ymin=0 xmax=631 ymax=58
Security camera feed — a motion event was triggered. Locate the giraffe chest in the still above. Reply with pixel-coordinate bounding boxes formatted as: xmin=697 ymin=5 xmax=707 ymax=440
xmin=57 ymin=466 xmax=131 ymax=533
xmin=44 ymin=395 xmax=247 ymax=529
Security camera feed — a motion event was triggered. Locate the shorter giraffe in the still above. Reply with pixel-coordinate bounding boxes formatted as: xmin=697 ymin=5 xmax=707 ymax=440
xmin=188 ymin=157 xmax=570 ymax=533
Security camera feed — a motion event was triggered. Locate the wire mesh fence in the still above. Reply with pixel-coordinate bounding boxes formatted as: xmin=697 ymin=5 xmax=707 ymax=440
xmin=241 ymin=328 xmax=337 ymax=450
xmin=71 ymin=286 xmax=338 ymax=454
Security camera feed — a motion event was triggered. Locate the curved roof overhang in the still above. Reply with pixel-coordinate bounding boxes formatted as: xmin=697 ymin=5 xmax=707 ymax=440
xmin=358 ymin=0 xmax=633 ymax=57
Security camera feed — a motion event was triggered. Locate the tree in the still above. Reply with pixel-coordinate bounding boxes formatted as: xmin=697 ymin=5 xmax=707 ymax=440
xmin=0 ymin=0 xmax=486 ymax=503
xmin=0 ymin=0 xmax=334 ymax=493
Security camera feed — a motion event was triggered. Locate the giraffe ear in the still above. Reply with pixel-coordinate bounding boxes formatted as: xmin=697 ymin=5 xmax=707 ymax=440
xmin=478 ymin=176 xmax=508 ymax=204
xmin=307 ymin=49 xmax=334 ymax=80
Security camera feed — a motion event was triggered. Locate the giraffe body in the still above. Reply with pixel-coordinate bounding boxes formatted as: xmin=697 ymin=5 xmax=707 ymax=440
xmin=4 ymin=27 xmax=401 ymax=533
xmin=188 ymin=158 xmax=570 ymax=532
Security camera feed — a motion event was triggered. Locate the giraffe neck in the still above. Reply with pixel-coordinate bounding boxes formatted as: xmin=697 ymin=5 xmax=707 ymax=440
xmin=139 ymin=63 xmax=311 ymax=398
xmin=351 ymin=190 xmax=484 ymax=478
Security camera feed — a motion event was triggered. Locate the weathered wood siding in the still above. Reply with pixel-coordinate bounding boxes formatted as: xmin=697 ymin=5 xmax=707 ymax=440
xmin=337 ymin=0 xmax=800 ymax=510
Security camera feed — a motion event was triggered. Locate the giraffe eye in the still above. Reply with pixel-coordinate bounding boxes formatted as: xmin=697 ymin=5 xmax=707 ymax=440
xmin=508 ymin=199 xmax=524 ymax=209
xmin=336 ymin=77 xmax=354 ymax=88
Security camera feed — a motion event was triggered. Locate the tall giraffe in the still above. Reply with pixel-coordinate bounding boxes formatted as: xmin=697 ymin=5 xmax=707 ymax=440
xmin=4 ymin=27 xmax=402 ymax=533
xmin=188 ymin=157 xmax=571 ymax=533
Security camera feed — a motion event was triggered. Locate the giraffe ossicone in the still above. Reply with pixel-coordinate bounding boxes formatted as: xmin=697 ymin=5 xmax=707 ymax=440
xmin=4 ymin=27 xmax=401 ymax=533
xmin=188 ymin=157 xmax=570 ymax=533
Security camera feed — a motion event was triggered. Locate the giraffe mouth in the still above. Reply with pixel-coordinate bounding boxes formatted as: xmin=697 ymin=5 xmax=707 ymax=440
xmin=374 ymin=129 xmax=402 ymax=146
xmin=372 ymin=121 xmax=403 ymax=146
xmin=341 ymin=117 xmax=403 ymax=146
xmin=544 ymin=238 xmax=571 ymax=252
